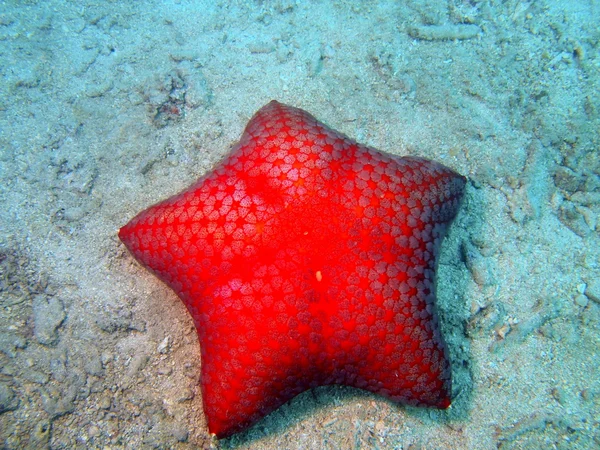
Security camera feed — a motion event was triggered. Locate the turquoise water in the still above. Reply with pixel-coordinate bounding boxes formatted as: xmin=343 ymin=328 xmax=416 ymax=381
xmin=0 ymin=1 xmax=598 ymax=448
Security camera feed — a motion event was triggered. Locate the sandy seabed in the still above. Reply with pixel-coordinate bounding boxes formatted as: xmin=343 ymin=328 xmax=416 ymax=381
xmin=0 ymin=1 xmax=599 ymax=448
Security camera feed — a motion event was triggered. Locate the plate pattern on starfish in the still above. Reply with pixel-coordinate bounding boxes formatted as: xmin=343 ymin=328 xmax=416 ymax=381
xmin=119 ymin=100 xmax=466 ymax=438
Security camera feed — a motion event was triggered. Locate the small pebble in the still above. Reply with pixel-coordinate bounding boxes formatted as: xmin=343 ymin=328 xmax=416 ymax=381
xmin=158 ymin=366 xmax=173 ymax=376
xmin=176 ymin=387 xmax=194 ymax=402
xmin=574 ymin=294 xmax=588 ymax=308
xmin=98 ymin=395 xmax=111 ymax=410
xmin=127 ymin=354 xmax=149 ymax=377
xmin=584 ymin=279 xmax=600 ymax=303
xmin=157 ymin=336 xmax=171 ymax=354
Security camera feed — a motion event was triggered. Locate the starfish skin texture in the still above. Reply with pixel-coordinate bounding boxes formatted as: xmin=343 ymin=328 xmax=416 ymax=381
xmin=119 ymin=101 xmax=466 ymax=438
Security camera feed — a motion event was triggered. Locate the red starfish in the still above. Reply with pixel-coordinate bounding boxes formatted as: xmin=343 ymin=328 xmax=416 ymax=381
xmin=119 ymin=101 xmax=466 ymax=438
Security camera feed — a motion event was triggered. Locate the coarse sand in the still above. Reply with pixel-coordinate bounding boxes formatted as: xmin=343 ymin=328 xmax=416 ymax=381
xmin=0 ymin=1 xmax=599 ymax=448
